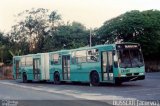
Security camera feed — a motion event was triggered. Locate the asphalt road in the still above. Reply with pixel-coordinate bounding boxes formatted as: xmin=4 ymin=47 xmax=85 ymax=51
xmin=0 ymin=72 xmax=160 ymax=106
xmin=0 ymin=81 xmax=111 ymax=106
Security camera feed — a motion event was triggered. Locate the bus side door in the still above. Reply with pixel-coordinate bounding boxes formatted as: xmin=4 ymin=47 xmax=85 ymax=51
xmin=102 ymin=51 xmax=113 ymax=81
xmin=15 ymin=60 xmax=20 ymax=79
xmin=62 ymin=55 xmax=70 ymax=80
xmin=33 ymin=58 xmax=40 ymax=80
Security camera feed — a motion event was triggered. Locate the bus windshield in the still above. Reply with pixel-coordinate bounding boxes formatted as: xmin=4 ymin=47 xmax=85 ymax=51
xmin=118 ymin=49 xmax=144 ymax=68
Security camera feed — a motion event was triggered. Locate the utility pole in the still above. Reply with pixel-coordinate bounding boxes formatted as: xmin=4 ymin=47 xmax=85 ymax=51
xmin=89 ymin=28 xmax=92 ymax=47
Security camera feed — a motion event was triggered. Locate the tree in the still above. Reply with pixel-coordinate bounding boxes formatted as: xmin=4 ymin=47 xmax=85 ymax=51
xmin=49 ymin=11 xmax=61 ymax=30
xmin=0 ymin=32 xmax=12 ymax=64
xmin=97 ymin=10 xmax=160 ymax=59
xmin=9 ymin=8 xmax=50 ymax=54
xmin=41 ymin=10 xmax=62 ymax=52
xmin=42 ymin=22 xmax=89 ymax=51
xmin=8 ymin=24 xmax=29 ymax=55
xmin=9 ymin=8 xmax=89 ymax=54
xmin=57 ymin=22 xmax=89 ymax=49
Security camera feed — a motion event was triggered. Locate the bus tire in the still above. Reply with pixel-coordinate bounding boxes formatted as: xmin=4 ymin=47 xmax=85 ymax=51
xmin=22 ymin=73 xmax=28 ymax=83
xmin=54 ymin=72 xmax=60 ymax=84
xmin=90 ymin=71 xmax=100 ymax=86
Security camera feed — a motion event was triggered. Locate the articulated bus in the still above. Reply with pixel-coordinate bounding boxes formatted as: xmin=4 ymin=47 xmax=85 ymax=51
xmin=13 ymin=43 xmax=145 ymax=86
xmin=13 ymin=53 xmax=50 ymax=82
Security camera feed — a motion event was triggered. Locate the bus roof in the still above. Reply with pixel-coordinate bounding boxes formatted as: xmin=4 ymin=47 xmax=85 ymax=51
xmin=116 ymin=42 xmax=139 ymax=45
xmin=48 ymin=42 xmax=140 ymax=54
xmin=13 ymin=52 xmax=49 ymax=58
xmin=13 ymin=42 xmax=140 ymax=57
xmin=49 ymin=49 xmax=69 ymax=54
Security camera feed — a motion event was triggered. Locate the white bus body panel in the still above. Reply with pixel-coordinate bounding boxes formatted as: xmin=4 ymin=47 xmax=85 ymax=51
xmin=41 ymin=53 xmax=50 ymax=80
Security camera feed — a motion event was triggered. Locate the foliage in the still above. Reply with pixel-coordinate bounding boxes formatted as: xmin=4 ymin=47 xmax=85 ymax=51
xmin=6 ymin=8 xmax=89 ymax=54
xmin=97 ymin=10 xmax=160 ymax=59
xmin=1 ymin=8 xmax=160 ymax=64
xmin=7 ymin=8 xmax=62 ymax=54
xmin=55 ymin=22 xmax=89 ymax=49
xmin=0 ymin=32 xmax=12 ymax=64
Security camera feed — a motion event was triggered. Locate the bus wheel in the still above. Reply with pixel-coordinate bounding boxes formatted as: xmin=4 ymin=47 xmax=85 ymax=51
xmin=22 ymin=73 xmax=28 ymax=83
xmin=54 ymin=72 xmax=60 ymax=84
xmin=90 ymin=71 xmax=100 ymax=86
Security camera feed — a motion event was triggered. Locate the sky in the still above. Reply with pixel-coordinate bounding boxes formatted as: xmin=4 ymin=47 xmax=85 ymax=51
xmin=0 ymin=0 xmax=160 ymax=32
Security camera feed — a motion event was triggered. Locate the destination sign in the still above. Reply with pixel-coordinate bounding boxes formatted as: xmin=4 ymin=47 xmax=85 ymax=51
xmin=124 ymin=45 xmax=138 ymax=48
xmin=116 ymin=44 xmax=139 ymax=49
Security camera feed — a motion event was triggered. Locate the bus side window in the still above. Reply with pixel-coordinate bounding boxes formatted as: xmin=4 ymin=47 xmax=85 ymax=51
xmin=26 ymin=56 xmax=33 ymax=66
xmin=52 ymin=54 xmax=61 ymax=64
xmin=75 ymin=50 xmax=87 ymax=64
xmin=21 ymin=57 xmax=26 ymax=66
xmin=76 ymin=57 xmax=86 ymax=63
xmin=87 ymin=49 xmax=99 ymax=62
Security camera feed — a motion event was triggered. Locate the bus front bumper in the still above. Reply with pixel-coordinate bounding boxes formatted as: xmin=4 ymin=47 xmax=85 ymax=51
xmin=115 ymin=75 xmax=145 ymax=82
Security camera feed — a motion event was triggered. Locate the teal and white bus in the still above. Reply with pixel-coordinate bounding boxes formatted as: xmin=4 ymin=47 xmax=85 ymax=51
xmin=13 ymin=43 xmax=145 ymax=86
xmin=49 ymin=43 xmax=145 ymax=86
xmin=13 ymin=53 xmax=50 ymax=82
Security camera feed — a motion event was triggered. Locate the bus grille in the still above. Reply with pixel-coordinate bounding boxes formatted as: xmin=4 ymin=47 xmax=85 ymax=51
xmin=134 ymin=73 xmax=139 ymax=75
xmin=126 ymin=73 xmax=132 ymax=76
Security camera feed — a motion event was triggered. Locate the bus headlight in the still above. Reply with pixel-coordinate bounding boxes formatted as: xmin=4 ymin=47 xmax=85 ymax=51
xmin=139 ymin=73 xmax=144 ymax=75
